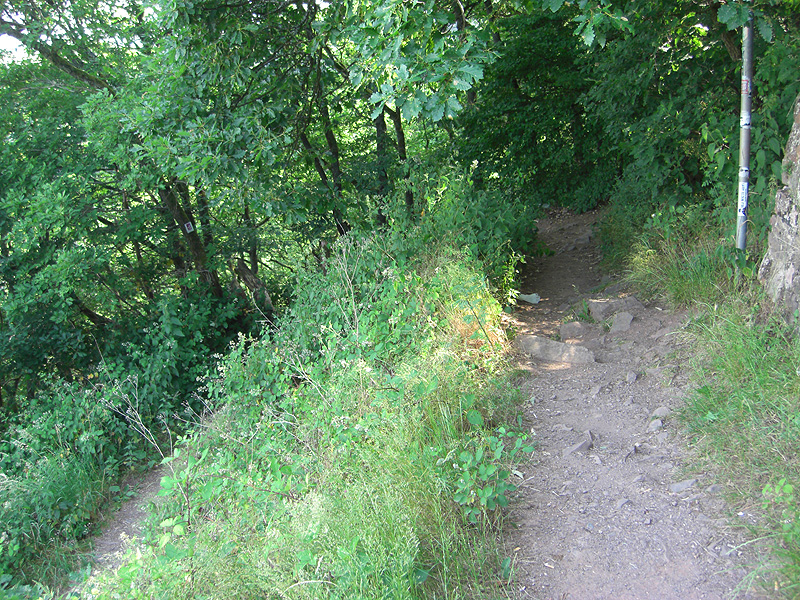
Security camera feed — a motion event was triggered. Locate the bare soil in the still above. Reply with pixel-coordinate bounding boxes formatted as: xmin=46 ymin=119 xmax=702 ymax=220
xmin=503 ymin=209 xmax=772 ymax=600
xmin=85 ymin=466 xmax=164 ymax=573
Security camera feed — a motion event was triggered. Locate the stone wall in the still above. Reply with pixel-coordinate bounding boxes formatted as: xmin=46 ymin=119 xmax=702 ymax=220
xmin=758 ymin=92 xmax=800 ymax=319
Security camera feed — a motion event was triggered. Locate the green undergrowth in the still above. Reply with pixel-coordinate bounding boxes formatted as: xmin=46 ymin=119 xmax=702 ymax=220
xmin=73 ymin=233 xmax=531 ymax=599
xmin=0 ymin=298 xmax=231 ymax=587
xmin=627 ymin=227 xmax=800 ymax=596
xmin=626 ymin=232 xmax=752 ymax=306
xmin=679 ymin=299 xmax=800 ymax=596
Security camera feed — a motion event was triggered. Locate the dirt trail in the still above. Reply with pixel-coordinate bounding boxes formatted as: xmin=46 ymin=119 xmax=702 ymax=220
xmin=70 ymin=465 xmax=164 ymax=595
xmin=503 ymin=209 xmax=770 ymax=600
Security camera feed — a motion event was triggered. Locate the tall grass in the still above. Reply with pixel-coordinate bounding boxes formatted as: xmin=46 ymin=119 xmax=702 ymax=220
xmin=678 ymin=299 xmax=800 ymax=596
xmin=75 ymin=233 xmax=529 ymax=600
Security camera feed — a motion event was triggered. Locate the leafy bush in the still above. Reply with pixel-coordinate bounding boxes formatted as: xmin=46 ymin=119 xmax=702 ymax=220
xmin=396 ymin=165 xmax=535 ymax=304
xmin=83 ymin=231 xmax=532 ymax=599
xmin=0 ymin=292 xmax=244 ymax=586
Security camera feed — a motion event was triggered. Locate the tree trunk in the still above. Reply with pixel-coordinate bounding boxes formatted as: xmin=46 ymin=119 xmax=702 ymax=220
xmin=386 ymin=106 xmax=415 ymax=219
xmin=235 ymin=257 xmax=274 ymax=318
xmin=374 ymin=106 xmax=390 ymax=226
xmin=158 ymin=180 xmax=223 ymax=298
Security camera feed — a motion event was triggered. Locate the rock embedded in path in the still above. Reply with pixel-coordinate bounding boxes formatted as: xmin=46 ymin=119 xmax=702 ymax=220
xmin=669 ymin=479 xmax=698 ymax=494
xmin=587 ymin=296 xmax=645 ymax=321
xmin=647 ymin=418 xmax=664 ymax=432
xmin=516 ymin=335 xmax=595 ymax=364
xmin=562 ymin=430 xmax=595 ymax=457
xmin=560 ymin=321 xmax=596 ymax=341
xmin=610 ymin=311 xmax=634 ymax=333
xmin=651 ymin=406 xmax=672 ymax=419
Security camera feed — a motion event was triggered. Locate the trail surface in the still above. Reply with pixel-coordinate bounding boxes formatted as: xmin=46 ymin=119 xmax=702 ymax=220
xmin=503 ymin=209 xmax=769 ymax=600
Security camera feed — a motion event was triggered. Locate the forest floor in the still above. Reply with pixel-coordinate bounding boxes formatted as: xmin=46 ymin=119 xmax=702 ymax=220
xmin=502 ymin=208 xmax=773 ymax=600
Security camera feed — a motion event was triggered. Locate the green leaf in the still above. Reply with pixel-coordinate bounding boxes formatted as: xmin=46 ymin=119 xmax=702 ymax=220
xmin=756 ymin=16 xmax=773 ymax=42
xmin=501 ymin=556 xmax=512 ymax=579
xmin=756 ymin=148 xmax=766 ymax=168
xmin=430 ymin=102 xmax=445 ymax=122
xmin=717 ymin=4 xmax=750 ymax=30
xmin=769 ymin=137 xmax=782 ymax=157
xmin=466 ymin=409 xmax=484 ymax=427
xmin=414 ymin=568 xmax=430 ymax=584
xmin=580 ymin=22 xmax=595 ymax=46
xmin=458 ymin=63 xmax=484 ymax=81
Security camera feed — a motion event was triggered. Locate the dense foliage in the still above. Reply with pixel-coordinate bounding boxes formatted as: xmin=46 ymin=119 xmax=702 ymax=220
xmin=0 ymin=0 xmax=799 ymax=595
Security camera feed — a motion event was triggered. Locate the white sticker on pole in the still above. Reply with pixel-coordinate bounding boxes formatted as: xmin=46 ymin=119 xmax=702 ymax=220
xmin=741 ymin=77 xmax=751 ymax=96
xmin=738 ymin=182 xmax=749 ymax=216
xmin=184 ymin=222 xmax=194 ymax=233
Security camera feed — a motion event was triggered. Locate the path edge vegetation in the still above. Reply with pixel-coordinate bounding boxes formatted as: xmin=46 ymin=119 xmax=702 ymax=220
xmin=626 ymin=216 xmax=800 ymax=595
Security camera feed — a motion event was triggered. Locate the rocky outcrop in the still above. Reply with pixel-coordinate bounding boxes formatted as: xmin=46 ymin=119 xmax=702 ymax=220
xmin=759 ymin=92 xmax=800 ymax=320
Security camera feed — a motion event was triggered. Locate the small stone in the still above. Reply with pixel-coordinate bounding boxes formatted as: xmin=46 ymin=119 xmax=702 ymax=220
xmin=610 ymin=311 xmax=634 ymax=333
xmin=669 ymin=478 xmax=698 ymax=494
xmin=706 ymin=484 xmax=725 ymax=495
xmin=647 ymin=418 xmax=664 ymax=432
xmin=518 ymin=293 xmax=541 ymax=305
xmin=615 ymin=498 xmax=631 ymax=510
xmin=651 ymin=406 xmax=671 ymax=419
xmin=587 ymin=299 xmax=612 ymax=320
xmin=643 ymin=517 xmax=653 ymax=525
xmin=656 ymin=432 xmax=670 ymax=445
xmin=590 ymin=385 xmax=602 ymax=397
xmin=562 ymin=431 xmax=594 ymax=457
xmin=621 ymin=296 xmax=645 ymax=311
xmin=632 ymin=474 xmax=646 ymax=483
xmin=626 ymin=371 xmax=638 ymax=384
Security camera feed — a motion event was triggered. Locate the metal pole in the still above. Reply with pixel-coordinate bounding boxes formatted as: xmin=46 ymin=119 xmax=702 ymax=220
xmin=736 ymin=13 xmax=754 ymax=251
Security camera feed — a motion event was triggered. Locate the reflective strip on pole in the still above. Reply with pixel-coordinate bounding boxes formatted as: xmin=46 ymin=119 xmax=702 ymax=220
xmin=736 ymin=14 xmax=754 ymax=251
